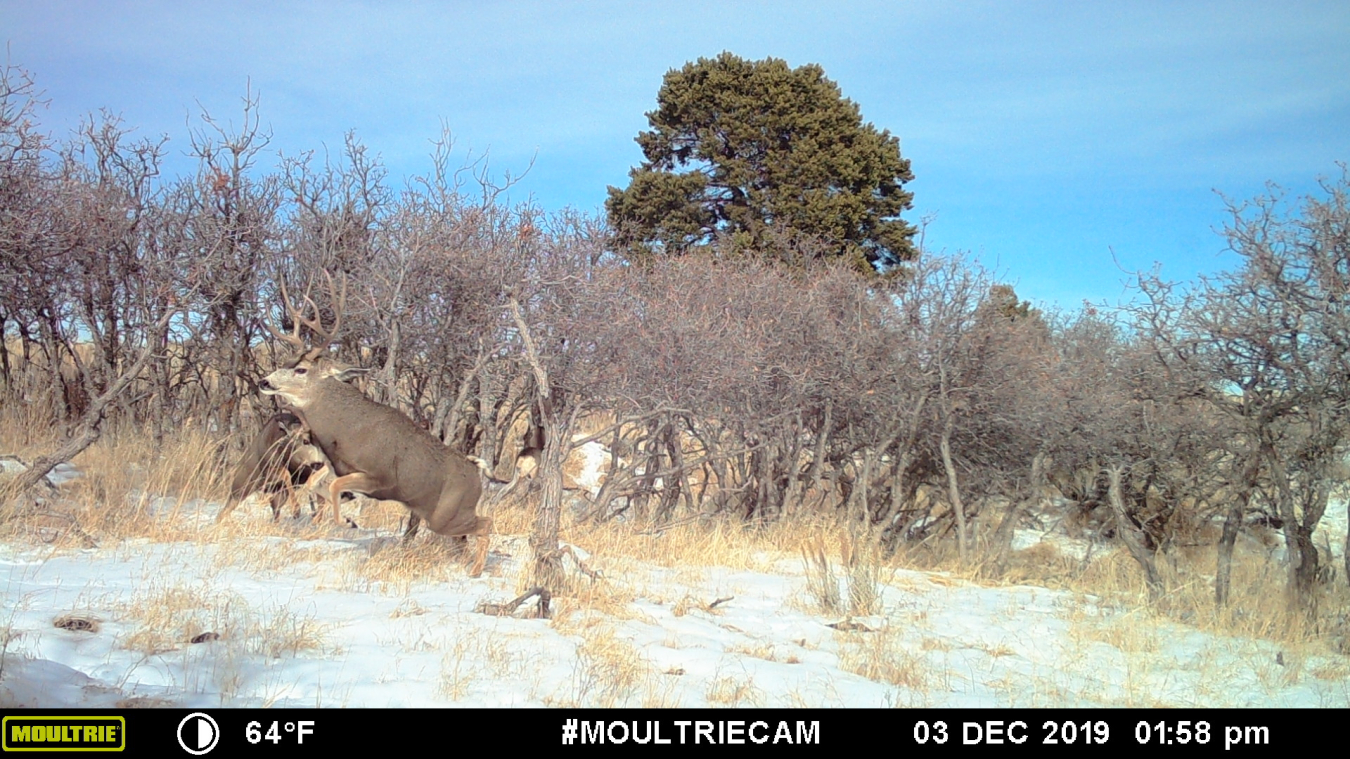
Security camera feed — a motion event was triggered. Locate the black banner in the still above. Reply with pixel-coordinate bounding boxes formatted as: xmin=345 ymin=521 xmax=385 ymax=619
xmin=0 ymin=709 xmax=1305 ymax=755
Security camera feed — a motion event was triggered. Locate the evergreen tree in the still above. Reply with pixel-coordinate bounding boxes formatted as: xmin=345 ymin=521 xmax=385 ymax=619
xmin=607 ymin=52 xmax=917 ymax=273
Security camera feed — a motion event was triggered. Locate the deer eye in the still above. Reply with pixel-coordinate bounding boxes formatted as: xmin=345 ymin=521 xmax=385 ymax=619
xmin=295 ymin=368 xmax=308 ymax=375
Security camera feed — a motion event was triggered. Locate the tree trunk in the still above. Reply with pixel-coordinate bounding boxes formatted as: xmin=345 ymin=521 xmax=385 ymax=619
xmin=441 ymin=355 xmax=485 ymax=451
xmin=1216 ymin=454 xmax=1261 ymax=607
xmin=939 ymin=419 xmax=967 ymax=564
xmin=663 ymin=422 xmax=692 ymax=520
xmin=989 ymin=451 xmax=1044 ymax=572
xmin=1261 ymin=437 xmax=1314 ymax=615
xmin=1215 ymin=501 xmax=1244 ymax=608
xmin=530 ymin=411 xmax=571 ymax=594
xmin=804 ymin=400 xmax=831 ymax=493
xmin=473 ymin=373 xmax=503 ymax=466
xmin=0 ymin=314 xmax=11 ymax=393
xmin=39 ymin=318 xmax=65 ymax=424
xmin=858 ymin=449 xmax=876 ymax=526
xmin=1108 ymin=465 xmax=1163 ymax=601
xmin=1291 ymin=522 xmax=1320 ymax=613
xmin=376 ymin=318 xmax=400 ymax=407
xmin=508 ymin=295 xmax=575 ymax=594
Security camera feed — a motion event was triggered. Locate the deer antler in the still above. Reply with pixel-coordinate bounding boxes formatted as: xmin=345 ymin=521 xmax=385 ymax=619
xmin=299 ymin=270 xmax=346 ymax=349
xmin=266 ymin=276 xmax=308 ymax=352
xmin=265 ymin=271 xmax=347 ymax=353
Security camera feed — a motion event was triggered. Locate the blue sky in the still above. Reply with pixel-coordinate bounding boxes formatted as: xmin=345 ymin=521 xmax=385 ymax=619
xmin=4 ymin=1 xmax=1348 ymax=310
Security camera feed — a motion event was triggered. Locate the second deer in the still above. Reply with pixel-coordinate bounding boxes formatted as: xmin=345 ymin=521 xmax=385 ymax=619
xmin=217 ymin=411 xmax=331 ymax=523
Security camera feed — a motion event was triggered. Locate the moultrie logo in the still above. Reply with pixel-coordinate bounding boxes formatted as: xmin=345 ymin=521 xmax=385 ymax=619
xmin=3 ymin=715 xmax=126 ymax=751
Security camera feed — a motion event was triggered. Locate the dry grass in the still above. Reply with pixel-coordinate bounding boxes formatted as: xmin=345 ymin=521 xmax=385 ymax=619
xmin=547 ymin=574 xmax=639 ymax=625
xmin=726 ymin=642 xmax=778 ymax=661
xmin=897 ymin=517 xmax=1350 ymax=655
xmin=1 ymin=414 xmax=236 ymax=543
xmin=115 ymin=582 xmax=326 ymax=659
xmin=578 ymin=516 xmax=772 ymax=569
xmin=551 ymin=624 xmax=661 ymax=707
xmin=836 ymin=625 xmax=928 ymax=691
xmin=801 ymin=536 xmax=842 ymax=613
xmin=706 ymin=671 xmax=764 ymax=706
xmin=840 ymin=531 xmax=884 ymax=615
xmin=487 ymin=498 xmax=535 ymax=537
xmin=796 ymin=531 xmax=888 ymax=617
xmin=436 ymin=630 xmax=481 ymax=701
xmin=221 ymin=538 xmax=328 ymax=576
xmin=1311 ymin=659 xmax=1350 ymax=681
xmin=343 ymin=536 xmax=469 ymax=594
xmin=436 ymin=624 xmax=544 ymax=701
xmin=1080 ymin=611 xmax=1162 ymax=655
xmin=3 ymin=411 xmax=1346 ymax=662
xmin=0 ymin=392 xmax=66 ymax=454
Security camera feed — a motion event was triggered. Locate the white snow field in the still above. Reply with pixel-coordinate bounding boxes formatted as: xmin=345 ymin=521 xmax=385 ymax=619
xmin=1 ymin=490 xmax=1347 ymax=709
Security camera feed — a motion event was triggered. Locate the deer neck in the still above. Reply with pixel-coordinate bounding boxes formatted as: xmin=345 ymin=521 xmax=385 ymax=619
xmin=296 ymin=381 xmax=371 ymax=429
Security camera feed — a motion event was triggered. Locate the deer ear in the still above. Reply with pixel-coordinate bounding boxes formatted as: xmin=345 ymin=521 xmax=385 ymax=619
xmin=329 ymin=365 xmax=372 ymax=383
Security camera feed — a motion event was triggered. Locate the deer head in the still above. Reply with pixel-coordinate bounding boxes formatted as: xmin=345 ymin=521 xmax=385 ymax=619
xmin=258 ymin=271 xmax=369 ymax=409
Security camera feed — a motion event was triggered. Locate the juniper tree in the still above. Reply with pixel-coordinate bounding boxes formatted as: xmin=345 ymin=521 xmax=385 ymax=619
xmin=607 ymin=52 xmax=917 ymax=273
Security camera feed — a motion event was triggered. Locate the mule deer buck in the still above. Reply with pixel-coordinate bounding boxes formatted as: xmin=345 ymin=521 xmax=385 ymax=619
xmin=217 ymin=412 xmax=331 ymax=523
xmin=258 ymin=274 xmax=492 ymax=577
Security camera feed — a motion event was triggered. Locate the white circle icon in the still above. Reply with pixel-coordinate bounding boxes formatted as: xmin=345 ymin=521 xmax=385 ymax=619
xmin=177 ymin=712 xmax=220 ymax=755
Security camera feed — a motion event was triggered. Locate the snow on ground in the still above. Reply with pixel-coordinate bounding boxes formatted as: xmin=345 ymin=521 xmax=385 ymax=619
xmin=1 ymin=497 xmax=1348 ymax=709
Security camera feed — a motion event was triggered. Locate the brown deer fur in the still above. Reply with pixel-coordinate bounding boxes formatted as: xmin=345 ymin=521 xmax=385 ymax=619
xmin=259 ymin=358 xmax=491 ymax=576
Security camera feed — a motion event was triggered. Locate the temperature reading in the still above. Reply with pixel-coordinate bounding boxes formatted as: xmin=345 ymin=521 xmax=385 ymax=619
xmin=246 ymin=720 xmax=316 ymax=745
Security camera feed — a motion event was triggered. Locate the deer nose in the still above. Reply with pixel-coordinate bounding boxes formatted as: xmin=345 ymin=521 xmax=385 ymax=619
xmin=259 ymin=379 xmax=274 ymax=391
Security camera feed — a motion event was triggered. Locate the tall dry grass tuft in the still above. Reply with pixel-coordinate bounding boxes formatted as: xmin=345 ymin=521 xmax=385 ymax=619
xmin=0 ymin=399 xmax=64 ymax=523
xmin=486 ymin=497 xmax=535 ymax=537
xmin=349 ymin=537 xmax=473 ymax=594
xmin=0 ymin=393 xmax=65 ymax=454
xmin=69 ymin=423 xmax=234 ymax=540
xmin=801 ymin=536 xmax=841 ymax=614
xmin=563 ymin=624 xmax=660 ymax=707
xmin=0 ymin=414 xmax=238 ymax=542
xmin=841 ymin=531 xmax=883 ymax=616
xmin=797 ymin=531 xmax=887 ymax=616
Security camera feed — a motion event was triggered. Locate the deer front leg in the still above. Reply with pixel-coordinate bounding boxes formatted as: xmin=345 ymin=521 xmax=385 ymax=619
xmin=328 ymin=472 xmax=383 ymax=525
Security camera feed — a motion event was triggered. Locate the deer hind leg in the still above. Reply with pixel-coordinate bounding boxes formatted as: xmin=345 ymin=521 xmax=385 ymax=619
xmin=466 ymin=516 xmax=493 ymax=578
xmin=273 ymin=472 xmax=302 ymax=521
xmin=327 ymin=472 xmax=383 ymax=526
xmin=284 ymin=468 xmax=310 ymax=520
xmin=216 ymin=495 xmax=242 ymax=524
xmin=403 ymin=513 xmax=421 ymax=543
xmin=295 ymin=464 xmax=331 ymax=521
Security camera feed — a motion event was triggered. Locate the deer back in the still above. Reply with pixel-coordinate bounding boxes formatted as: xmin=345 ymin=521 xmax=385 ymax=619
xmin=299 ymin=378 xmax=450 ymax=508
